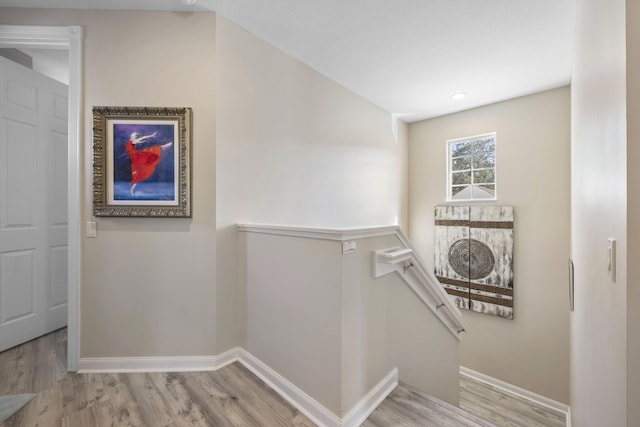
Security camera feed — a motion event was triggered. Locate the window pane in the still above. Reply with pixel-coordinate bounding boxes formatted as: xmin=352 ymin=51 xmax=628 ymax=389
xmin=473 ymin=169 xmax=495 ymax=184
xmin=451 ymin=141 xmax=472 ymax=157
xmin=473 ymin=137 xmax=495 ymax=154
xmin=452 ymin=156 xmax=471 ymax=171
xmin=472 ymin=152 xmax=495 ymax=169
xmin=452 ymin=185 xmax=469 ymax=198
xmin=472 ymin=184 xmax=495 ymax=199
xmin=452 ymin=171 xmax=472 ymax=185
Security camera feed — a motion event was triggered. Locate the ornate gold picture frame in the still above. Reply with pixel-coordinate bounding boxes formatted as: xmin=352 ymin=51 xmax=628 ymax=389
xmin=92 ymin=106 xmax=192 ymax=217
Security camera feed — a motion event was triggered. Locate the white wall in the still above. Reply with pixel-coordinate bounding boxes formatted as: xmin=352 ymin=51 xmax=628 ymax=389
xmin=215 ymin=16 xmax=409 ymax=353
xmin=627 ymin=1 xmax=640 ymax=424
xmin=0 ymin=8 xmax=219 ymax=358
xmin=571 ymin=0 xmax=628 ymax=424
xmin=408 ymin=87 xmax=570 ymax=403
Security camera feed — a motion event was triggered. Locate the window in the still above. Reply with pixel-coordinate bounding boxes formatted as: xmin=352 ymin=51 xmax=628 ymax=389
xmin=447 ymin=133 xmax=496 ymax=201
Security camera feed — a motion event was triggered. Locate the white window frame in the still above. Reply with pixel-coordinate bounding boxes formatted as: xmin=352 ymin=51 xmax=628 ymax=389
xmin=446 ymin=132 xmax=497 ymax=202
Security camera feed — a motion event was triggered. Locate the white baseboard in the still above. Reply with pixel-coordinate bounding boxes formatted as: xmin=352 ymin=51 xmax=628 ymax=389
xmin=238 ymin=350 xmax=342 ymax=427
xmin=238 ymin=350 xmax=397 ymax=427
xmin=79 ymin=348 xmax=395 ymax=427
xmin=460 ymin=366 xmax=570 ymax=421
xmin=78 ymin=347 xmax=242 ymax=373
xmin=341 ymin=367 xmax=398 ymax=427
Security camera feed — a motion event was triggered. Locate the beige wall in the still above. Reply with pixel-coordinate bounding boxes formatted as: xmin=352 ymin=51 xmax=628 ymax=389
xmin=241 ymin=229 xmax=460 ymax=416
xmin=0 ymin=10 xmax=409 ymax=361
xmin=571 ymin=0 xmax=628 ymax=424
xmin=242 ymin=231 xmax=344 ymax=414
xmin=340 ymin=233 xmax=460 ymax=408
xmin=385 ymin=260 xmax=460 ymax=405
xmin=0 ymin=8 xmax=218 ymax=357
xmin=340 ymin=234 xmax=396 ymax=413
xmin=627 ymin=1 xmax=640 ymax=424
xmin=215 ymin=16 xmax=409 ymax=353
xmin=408 ymin=87 xmax=570 ymax=403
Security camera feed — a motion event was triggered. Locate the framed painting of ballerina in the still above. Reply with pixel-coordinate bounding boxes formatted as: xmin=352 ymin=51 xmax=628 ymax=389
xmin=92 ymin=106 xmax=192 ymax=217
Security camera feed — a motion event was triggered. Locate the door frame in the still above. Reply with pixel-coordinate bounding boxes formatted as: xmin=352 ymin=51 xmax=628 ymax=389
xmin=0 ymin=25 xmax=83 ymax=371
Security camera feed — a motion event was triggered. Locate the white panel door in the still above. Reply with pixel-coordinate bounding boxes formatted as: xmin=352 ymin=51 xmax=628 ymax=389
xmin=0 ymin=55 xmax=68 ymax=352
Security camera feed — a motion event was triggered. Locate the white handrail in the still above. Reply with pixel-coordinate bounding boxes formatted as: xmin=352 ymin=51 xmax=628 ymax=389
xmin=373 ymin=231 xmax=468 ymax=339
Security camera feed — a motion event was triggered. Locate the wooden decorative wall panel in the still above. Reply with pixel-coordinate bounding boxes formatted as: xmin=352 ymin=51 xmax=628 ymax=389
xmin=435 ymin=206 xmax=514 ymax=319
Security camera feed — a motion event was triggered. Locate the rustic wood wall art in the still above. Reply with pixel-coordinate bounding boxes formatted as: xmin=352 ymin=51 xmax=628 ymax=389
xmin=435 ymin=205 xmax=514 ymax=319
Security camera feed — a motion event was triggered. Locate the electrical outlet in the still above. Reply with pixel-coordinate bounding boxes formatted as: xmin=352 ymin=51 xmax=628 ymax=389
xmin=342 ymin=241 xmax=356 ymax=254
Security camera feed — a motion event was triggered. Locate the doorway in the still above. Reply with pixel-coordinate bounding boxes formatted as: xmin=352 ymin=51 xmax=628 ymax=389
xmin=0 ymin=25 xmax=82 ymax=371
xmin=0 ymin=52 xmax=69 ymax=352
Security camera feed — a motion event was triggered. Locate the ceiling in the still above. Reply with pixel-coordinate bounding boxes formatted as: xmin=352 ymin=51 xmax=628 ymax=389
xmin=0 ymin=0 xmax=578 ymax=122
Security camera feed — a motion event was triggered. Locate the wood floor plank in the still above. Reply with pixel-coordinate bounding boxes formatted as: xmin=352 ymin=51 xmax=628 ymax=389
xmin=216 ymin=363 xmax=303 ymax=426
xmin=459 ymin=376 xmax=566 ymax=427
xmin=364 ymin=382 xmax=496 ymax=427
xmin=291 ymin=413 xmax=318 ymax=427
xmin=118 ymin=373 xmax=176 ymax=427
xmin=3 ymin=343 xmax=32 ymax=396
xmin=197 ymin=366 xmax=291 ymax=427
xmin=100 ymin=373 xmax=146 ymax=427
xmin=151 ymin=371 xmax=213 ymax=427
xmin=61 ymin=403 xmax=114 ymax=427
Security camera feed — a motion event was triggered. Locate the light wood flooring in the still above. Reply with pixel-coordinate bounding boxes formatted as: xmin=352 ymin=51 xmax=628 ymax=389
xmin=1 ymin=329 xmax=566 ymax=426
xmin=0 ymin=329 xmax=315 ymax=427
xmin=364 ymin=382 xmax=494 ymax=426
xmin=459 ymin=376 xmax=566 ymax=427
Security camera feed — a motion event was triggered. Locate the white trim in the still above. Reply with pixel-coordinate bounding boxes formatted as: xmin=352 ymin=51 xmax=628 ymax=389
xmin=238 ymin=223 xmax=400 ymax=241
xmin=215 ymin=346 xmax=243 ymax=370
xmin=0 ymin=24 xmax=84 ymax=372
xmin=566 ymin=406 xmax=572 ymax=427
xmin=460 ymin=366 xmax=570 ymax=419
xmin=341 ymin=368 xmax=398 ymax=427
xmin=238 ymin=350 xmax=342 ymax=427
xmin=0 ymin=25 xmax=73 ymax=48
xmin=78 ymin=347 xmax=243 ymax=373
xmin=66 ymin=26 xmax=83 ymax=373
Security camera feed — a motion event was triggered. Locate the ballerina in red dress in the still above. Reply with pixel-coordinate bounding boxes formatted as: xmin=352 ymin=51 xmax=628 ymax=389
xmin=126 ymin=131 xmax=173 ymax=195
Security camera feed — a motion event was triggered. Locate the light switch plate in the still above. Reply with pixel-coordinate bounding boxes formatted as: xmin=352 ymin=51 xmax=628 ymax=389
xmin=86 ymin=221 xmax=97 ymax=238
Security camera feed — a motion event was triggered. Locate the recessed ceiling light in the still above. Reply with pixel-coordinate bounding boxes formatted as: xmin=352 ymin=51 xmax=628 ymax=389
xmin=450 ymin=92 xmax=467 ymax=101
xmin=182 ymin=0 xmax=197 ymax=5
